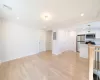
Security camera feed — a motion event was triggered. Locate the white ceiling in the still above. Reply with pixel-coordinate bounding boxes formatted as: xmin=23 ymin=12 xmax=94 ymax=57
xmin=0 ymin=0 xmax=100 ymax=29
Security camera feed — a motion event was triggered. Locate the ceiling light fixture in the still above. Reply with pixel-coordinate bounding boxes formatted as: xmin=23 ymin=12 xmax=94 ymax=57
xmin=17 ymin=17 xmax=19 ymax=19
xmin=41 ymin=12 xmax=52 ymax=21
xmin=44 ymin=15 xmax=49 ymax=20
xmin=81 ymin=13 xmax=84 ymax=16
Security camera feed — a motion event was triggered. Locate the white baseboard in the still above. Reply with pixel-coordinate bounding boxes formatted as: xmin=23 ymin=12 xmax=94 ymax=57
xmin=1 ymin=52 xmax=39 ymax=63
xmin=1 ymin=50 xmax=48 ymax=63
xmin=54 ymin=50 xmax=70 ymax=55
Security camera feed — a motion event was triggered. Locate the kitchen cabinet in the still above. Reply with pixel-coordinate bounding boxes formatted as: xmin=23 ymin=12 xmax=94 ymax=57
xmin=79 ymin=44 xmax=88 ymax=58
xmin=96 ymin=31 xmax=100 ymax=38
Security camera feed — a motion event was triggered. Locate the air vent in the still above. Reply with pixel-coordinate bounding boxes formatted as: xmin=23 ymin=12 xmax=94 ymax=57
xmin=3 ymin=4 xmax=12 ymax=10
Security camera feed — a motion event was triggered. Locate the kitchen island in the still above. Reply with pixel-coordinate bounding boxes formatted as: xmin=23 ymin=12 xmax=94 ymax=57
xmin=79 ymin=44 xmax=88 ymax=58
xmin=79 ymin=43 xmax=100 ymax=59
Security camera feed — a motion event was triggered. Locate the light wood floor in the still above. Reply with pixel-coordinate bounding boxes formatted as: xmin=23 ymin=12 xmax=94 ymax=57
xmin=0 ymin=51 xmax=89 ymax=80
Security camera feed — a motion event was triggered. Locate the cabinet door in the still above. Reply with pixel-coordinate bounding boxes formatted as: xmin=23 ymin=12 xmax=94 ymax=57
xmin=96 ymin=31 xmax=100 ymax=38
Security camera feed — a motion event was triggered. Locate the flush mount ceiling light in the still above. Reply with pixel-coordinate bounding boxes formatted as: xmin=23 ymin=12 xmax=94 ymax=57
xmin=81 ymin=13 xmax=84 ymax=16
xmin=17 ymin=17 xmax=19 ymax=19
xmin=41 ymin=12 xmax=52 ymax=21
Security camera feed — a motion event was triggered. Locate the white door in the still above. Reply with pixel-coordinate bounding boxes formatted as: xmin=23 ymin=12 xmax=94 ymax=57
xmin=39 ymin=31 xmax=46 ymax=52
xmin=46 ymin=31 xmax=52 ymax=50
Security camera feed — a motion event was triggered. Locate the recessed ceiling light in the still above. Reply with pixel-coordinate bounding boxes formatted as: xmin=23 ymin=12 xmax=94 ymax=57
xmin=17 ymin=17 xmax=19 ymax=19
xmin=81 ymin=13 xmax=84 ymax=16
xmin=41 ymin=12 xmax=52 ymax=21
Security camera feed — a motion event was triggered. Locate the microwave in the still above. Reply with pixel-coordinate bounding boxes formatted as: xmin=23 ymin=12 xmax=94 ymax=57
xmin=86 ymin=34 xmax=95 ymax=39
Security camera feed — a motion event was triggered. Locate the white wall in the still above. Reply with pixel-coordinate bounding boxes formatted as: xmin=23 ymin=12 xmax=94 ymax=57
xmin=0 ymin=20 xmax=46 ymax=62
xmin=52 ymin=29 xmax=76 ymax=55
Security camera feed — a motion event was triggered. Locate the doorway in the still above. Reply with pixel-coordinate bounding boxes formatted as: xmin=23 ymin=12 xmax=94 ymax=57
xmin=46 ymin=31 xmax=52 ymax=51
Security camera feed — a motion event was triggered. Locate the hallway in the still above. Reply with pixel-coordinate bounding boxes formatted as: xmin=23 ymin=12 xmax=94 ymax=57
xmin=0 ymin=51 xmax=88 ymax=80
